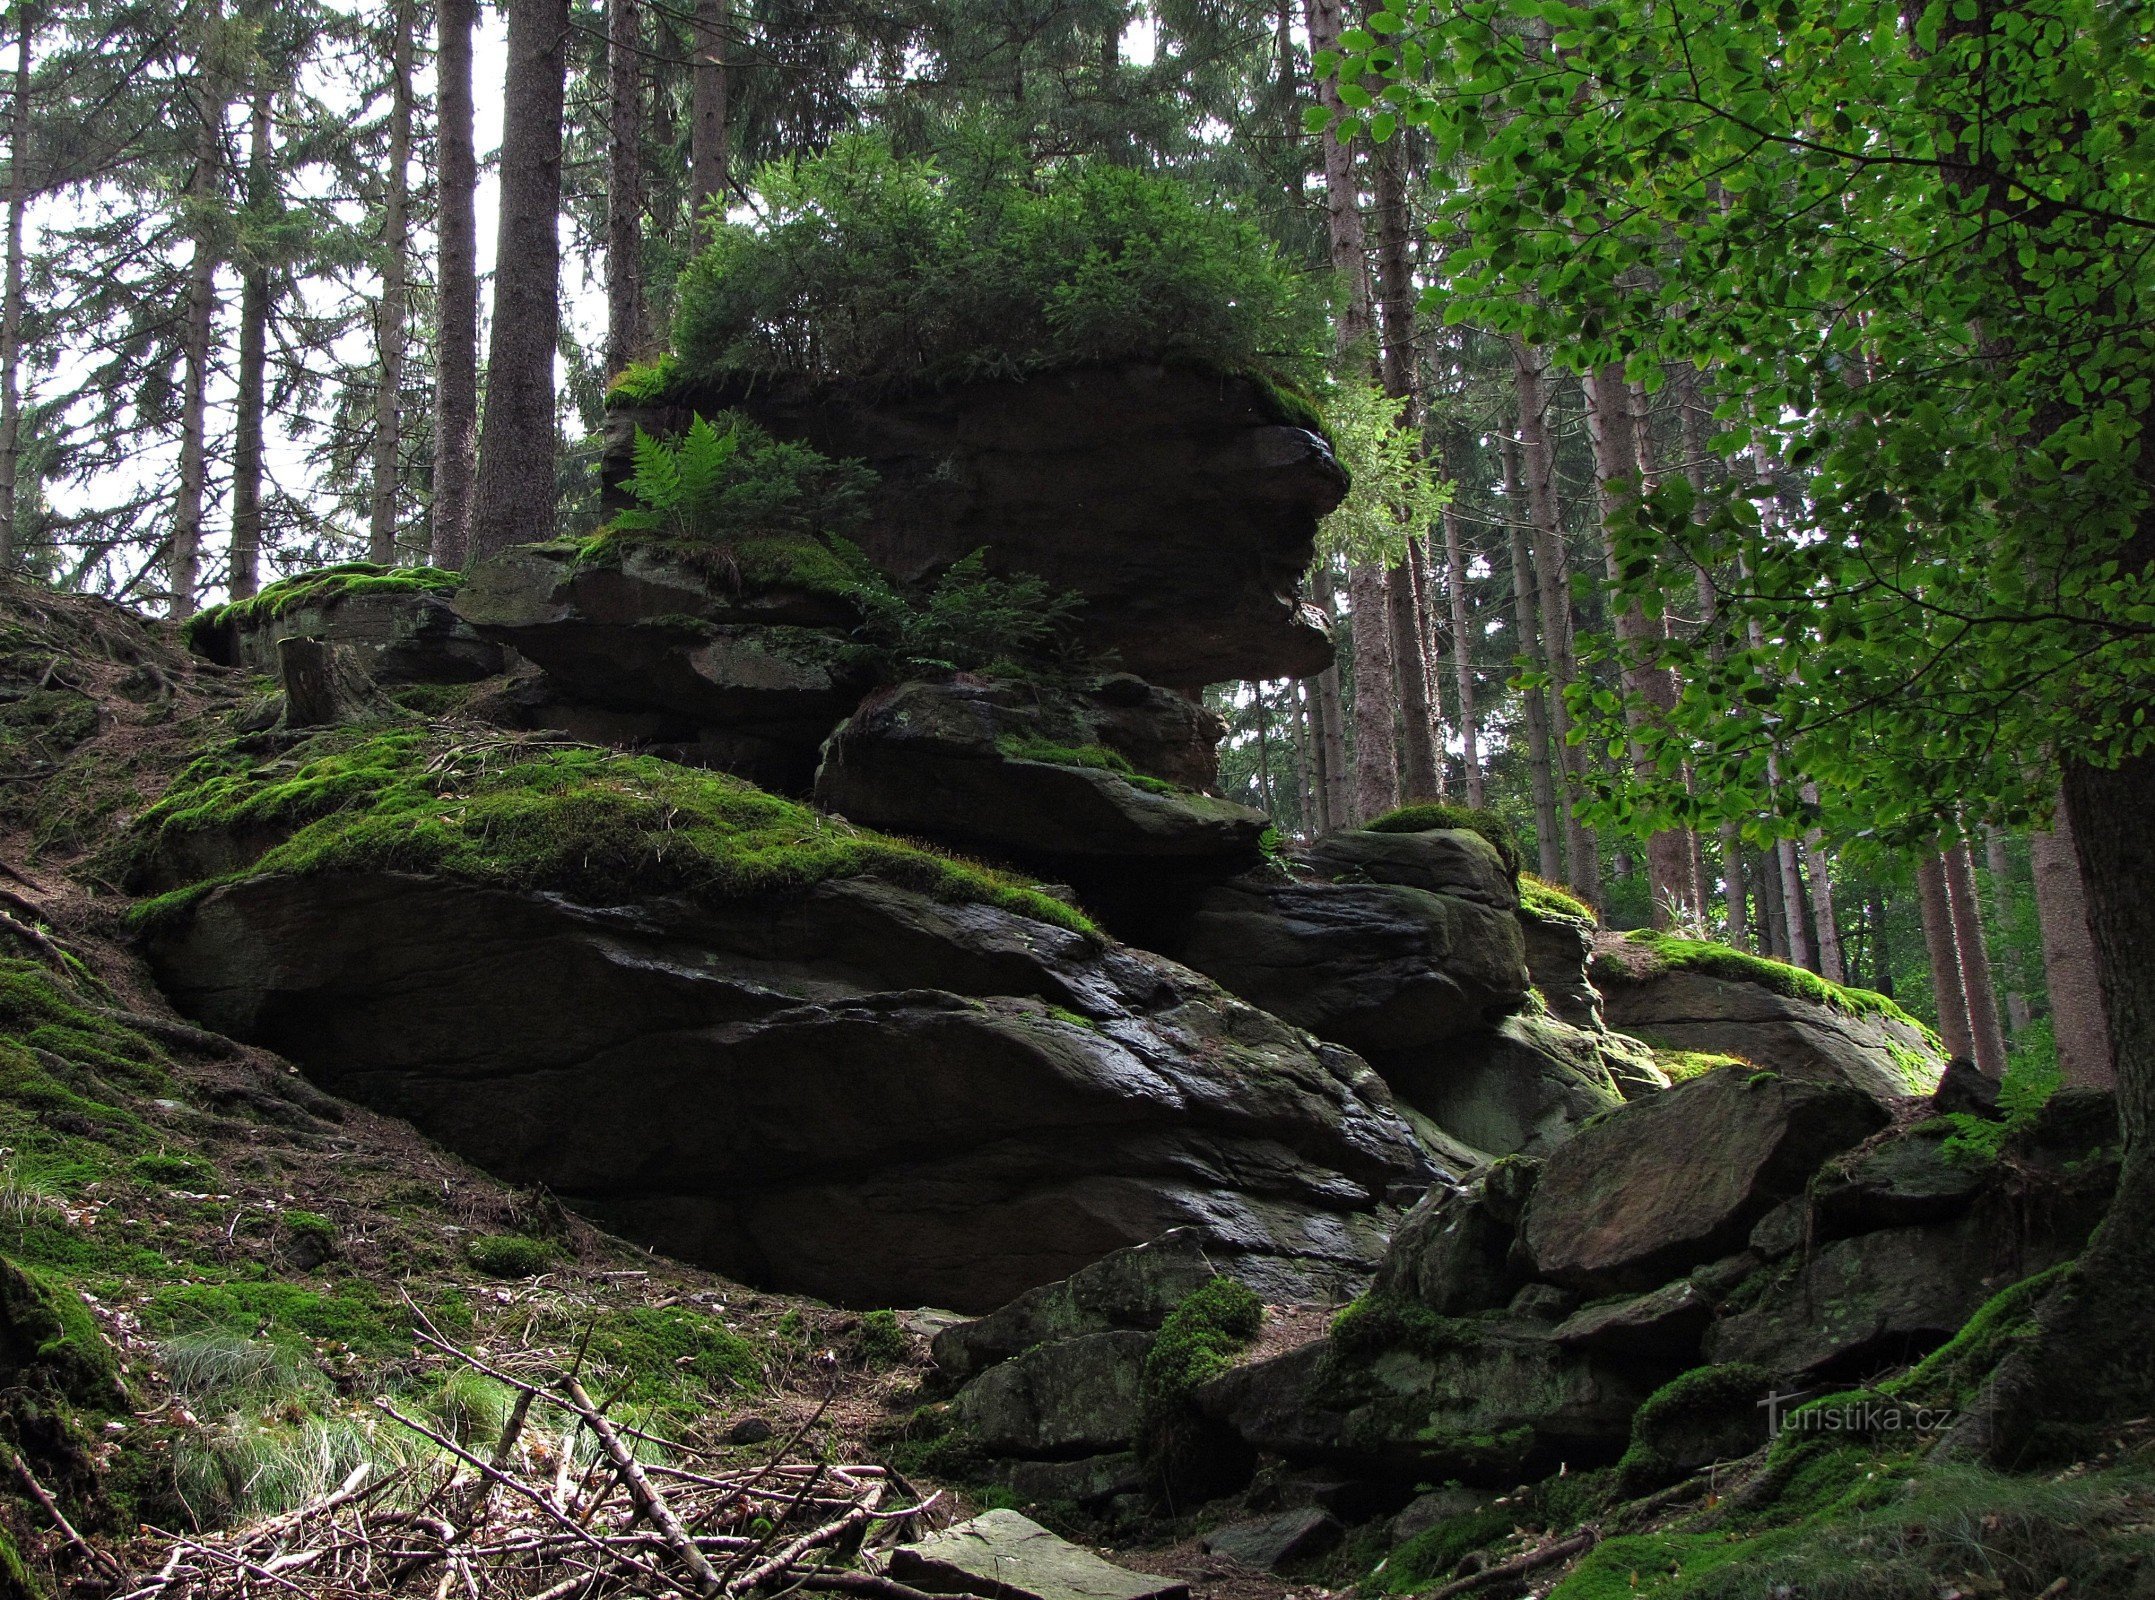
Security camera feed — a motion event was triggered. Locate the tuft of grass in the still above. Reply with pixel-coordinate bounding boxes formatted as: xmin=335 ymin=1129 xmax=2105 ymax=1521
xmin=1362 ymin=802 xmax=1521 ymax=876
xmin=1593 ymin=929 xmax=1938 ymax=1043
xmin=466 ymin=1234 xmax=555 ymax=1279
xmin=127 ymin=730 xmax=1098 ymax=939
xmin=183 ymin=563 xmax=462 ymax=654
xmin=1520 ymin=873 xmax=1597 ymax=923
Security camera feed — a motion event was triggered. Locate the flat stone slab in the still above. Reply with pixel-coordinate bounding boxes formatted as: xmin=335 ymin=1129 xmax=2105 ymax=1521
xmin=891 ymin=1511 xmax=1189 ymax=1600
xmin=1200 ymin=1505 xmax=1343 ymax=1570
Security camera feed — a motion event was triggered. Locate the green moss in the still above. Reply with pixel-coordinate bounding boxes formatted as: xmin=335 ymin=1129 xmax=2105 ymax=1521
xmin=1520 ymin=872 xmax=1596 ymax=923
xmin=466 ymin=1234 xmax=555 ymax=1278
xmin=0 ymin=1527 xmax=46 ymax=1600
xmin=1362 ymin=803 xmax=1521 ymax=876
xmin=131 ymin=1151 xmax=218 ymax=1188
xmin=1138 ymin=1276 xmax=1263 ymax=1459
xmin=1595 ymin=930 xmax=1939 ymax=1045
xmin=993 ymin=734 xmax=1182 ymax=796
xmin=1617 ymin=1363 xmax=1774 ymax=1490
xmin=1551 ymin=1530 xmax=1792 ymax=1600
xmin=587 ymin=1305 xmax=764 ymax=1413
xmin=1375 ymin=1505 xmax=1522 ymax=1592
xmin=1655 ymin=1049 xmax=1753 ymax=1084
xmin=0 ymin=1254 xmax=125 ymax=1409
xmin=183 ymin=563 xmax=463 ymax=653
xmin=144 ymin=1279 xmax=407 ymax=1358
xmin=1328 ymin=1294 xmax=1482 ymax=1366
xmin=854 ymin=1309 xmax=909 ymax=1367
xmin=1884 ymin=1262 xmax=2069 ymax=1410
xmin=128 ymin=729 xmax=1098 ymax=938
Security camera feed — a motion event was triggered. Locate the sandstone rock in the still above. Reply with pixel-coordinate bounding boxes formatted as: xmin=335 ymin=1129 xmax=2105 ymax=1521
xmin=605 ymin=364 xmax=1344 ymax=686
xmin=1596 ymin=962 xmax=1943 ymax=1102
xmin=1159 ymin=871 xmax=1528 ymax=1060
xmin=1519 ymin=1069 xmax=1887 ymax=1295
xmin=1508 ymin=1284 xmax=1578 ymax=1323
xmin=1389 ymin=1485 xmax=1495 ymax=1547
xmin=1376 ymin=1013 xmax=1625 ymax=1161
xmin=890 ymin=1510 xmax=1189 ymax=1600
xmin=1300 ymin=829 xmax=1518 ymax=909
xmin=454 ymin=544 xmax=875 ymax=791
xmin=1552 ymin=1280 xmax=1713 ymax=1360
xmin=1370 ymin=1182 xmax=1517 ymax=1316
xmin=191 ymin=583 xmax=503 ymax=686
xmin=145 ymin=871 xmax=1431 ymax=1311
xmin=1200 ymin=1507 xmax=1343 ymax=1571
xmin=952 ymin=1329 xmax=1152 ymax=1456
xmin=1519 ymin=907 xmax=1603 ymax=1031
xmin=815 ymin=679 xmax=1265 ymax=869
xmin=1191 ymin=1325 xmax=1643 ymax=1482
xmin=1928 ymin=1057 xmax=1999 ymax=1117
xmin=990 ymin=1453 xmax=1149 ymax=1510
xmin=1620 ymin=1364 xmax=1774 ymax=1490
xmin=1810 ymin=1124 xmax=1989 ymax=1239
xmin=932 ymin=1230 xmax=1220 ymax=1387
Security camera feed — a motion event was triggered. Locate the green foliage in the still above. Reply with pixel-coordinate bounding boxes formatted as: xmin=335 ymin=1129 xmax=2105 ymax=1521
xmin=606 ymin=353 xmax=690 ymax=405
xmin=1363 ymin=802 xmax=1522 ymax=877
xmin=183 ymin=564 xmax=463 ymax=654
xmin=672 ymin=135 xmax=1327 ymax=391
xmin=1937 ymin=1053 xmax=2064 ymax=1167
xmin=1595 ymin=930 xmax=1937 ymax=1043
xmin=605 ymin=411 xmax=875 ymax=565
xmin=585 ymin=1305 xmax=764 ymax=1410
xmin=1519 ymin=873 xmax=1596 ymax=924
xmin=465 ymin=1234 xmax=556 ymax=1279
xmin=1316 ymin=380 xmax=1453 ymax=568
xmin=128 ymin=730 xmax=1097 ymax=938
xmin=838 ymin=550 xmax=1086 ymax=678
xmin=1137 ymin=1276 xmax=1263 ymax=1458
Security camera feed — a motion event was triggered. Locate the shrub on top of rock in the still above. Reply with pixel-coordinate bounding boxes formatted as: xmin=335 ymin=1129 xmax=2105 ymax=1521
xmin=670 ymin=134 xmax=1327 ymax=394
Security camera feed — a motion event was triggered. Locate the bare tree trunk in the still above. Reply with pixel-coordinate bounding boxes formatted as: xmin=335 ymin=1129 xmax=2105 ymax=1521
xmin=1775 ymin=832 xmax=1813 ymax=970
xmin=1513 ymin=342 xmax=1596 ymax=896
xmin=1759 ymin=848 xmax=1791 ymax=961
xmin=1721 ymin=825 xmax=1750 ymax=950
xmin=1501 ymin=432 xmax=1562 ymax=881
xmin=1303 ymin=0 xmax=1371 ymax=357
xmin=1250 ymin=682 xmax=1275 ymax=815
xmin=1349 ymin=563 xmax=1399 ymax=817
xmin=1984 ymin=827 xmax=2031 ymax=1035
xmin=0 ymin=8 xmax=32 ymax=571
xmin=1309 ymin=565 xmax=1352 ymax=827
xmin=431 ymin=0 xmax=480 ymax=567
xmin=1918 ymin=849 xmax=1976 ymax=1061
xmin=605 ymin=0 xmax=644 ymax=375
xmin=1582 ymin=366 xmax=1685 ymax=922
xmin=2031 ymin=799 xmax=2115 ymax=1088
xmin=1388 ymin=545 xmax=1439 ymax=800
xmin=1797 ymin=783 xmax=1845 ymax=982
xmin=170 ymin=12 xmax=226 ymax=618
xmin=1946 ymin=836 xmax=2010 ymax=1077
xmin=689 ymin=0 xmax=727 ymax=223
xmin=228 ymin=85 xmax=272 ymax=603
xmin=1436 ymin=501 xmax=1482 ymax=809
xmin=368 ymin=0 xmax=414 ymax=566
xmin=1295 ymin=679 xmax=1319 ymax=836
xmin=1867 ymin=888 xmax=1891 ymax=993
xmin=1414 ymin=543 xmax=1449 ymax=796
xmin=468 ymin=0 xmax=571 ymax=564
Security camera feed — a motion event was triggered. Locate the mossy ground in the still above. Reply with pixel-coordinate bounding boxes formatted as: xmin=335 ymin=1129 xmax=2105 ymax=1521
xmin=1520 ymin=872 xmax=1597 ymax=923
xmin=128 ymin=727 xmax=1096 ymax=936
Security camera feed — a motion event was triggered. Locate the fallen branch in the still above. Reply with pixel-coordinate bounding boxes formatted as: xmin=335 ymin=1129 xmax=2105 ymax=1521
xmin=1421 ymin=1530 xmax=1598 ymax=1600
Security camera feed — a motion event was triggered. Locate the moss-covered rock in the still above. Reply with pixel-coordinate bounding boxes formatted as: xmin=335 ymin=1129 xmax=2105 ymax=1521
xmin=184 ymin=563 xmax=500 ymax=686
xmin=0 ymin=1255 xmax=125 ymax=1411
xmin=1615 ymin=1362 xmax=1774 ymax=1492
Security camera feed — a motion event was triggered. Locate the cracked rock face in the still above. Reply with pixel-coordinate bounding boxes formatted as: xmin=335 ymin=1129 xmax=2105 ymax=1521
xmin=143 ymin=869 xmax=1433 ymax=1311
xmin=602 ymin=363 xmax=1345 ymax=686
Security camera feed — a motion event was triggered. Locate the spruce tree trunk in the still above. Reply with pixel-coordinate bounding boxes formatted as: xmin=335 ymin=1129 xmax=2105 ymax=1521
xmin=689 ymin=0 xmax=727 ymax=222
xmin=1414 ymin=544 xmax=1449 ymax=796
xmin=1759 ymin=849 xmax=1791 ymax=961
xmin=1250 ymin=682 xmax=1276 ymax=816
xmin=0 ymin=8 xmax=31 ymax=572
xmin=468 ymin=0 xmax=571 ymax=564
xmin=1984 ymin=828 xmax=2031 ymax=1035
xmin=1799 ymin=782 xmax=1845 ymax=982
xmin=1388 ymin=544 xmax=1440 ymax=800
xmin=1349 ymin=562 xmax=1399 ymax=818
xmin=228 ymin=87 xmax=272 ymax=603
xmin=431 ymin=0 xmax=480 ymax=568
xmin=1294 ymin=680 xmax=1319 ymax=836
xmin=1438 ymin=501 xmax=1482 ymax=808
xmin=1582 ymin=366 xmax=1685 ymax=921
xmin=368 ymin=0 xmax=414 ymax=566
xmin=1501 ymin=431 xmax=1563 ymax=881
xmin=1310 ymin=565 xmax=1353 ymax=827
xmin=170 ymin=17 xmax=225 ymax=619
xmin=1946 ymin=837 xmax=2010 ymax=1078
xmin=2031 ymin=800 xmax=2115 ymax=1088
xmin=1303 ymin=0 xmax=1371 ymax=355
xmin=605 ymin=0 xmax=644 ymax=375
xmin=1513 ymin=343 xmax=1596 ymax=897
xmin=1721 ymin=825 xmax=1749 ymax=950
xmin=1918 ymin=849 xmax=1976 ymax=1061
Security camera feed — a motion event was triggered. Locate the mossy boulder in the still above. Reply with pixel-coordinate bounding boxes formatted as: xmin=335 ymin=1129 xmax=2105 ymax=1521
xmin=0 ymin=1255 xmax=124 ymax=1412
xmin=1369 ymin=1179 xmax=1520 ymax=1316
xmin=604 ymin=364 xmax=1344 ymax=686
xmin=1615 ymin=1363 xmax=1774 ymax=1492
xmin=1520 ymin=1068 xmax=1888 ymax=1295
xmin=1375 ymin=1012 xmax=1627 ymax=1162
xmin=1592 ymin=931 xmax=1945 ymax=1100
xmin=952 ymin=1329 xmax=1154 ymax=1456
xmin=814 ymin=677 xmax=1267 ymax=870
xmin=186 ymin=563 xmax=502 ymax=685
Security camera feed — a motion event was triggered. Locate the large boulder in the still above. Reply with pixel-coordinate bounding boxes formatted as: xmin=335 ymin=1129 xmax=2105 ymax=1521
xmin=1367 ymin=1177 xmax=1523 ymax=1316
xmin=952 ymin=1329 xmax=1153 ymax=1457
xmin=1518 ymin=903 xmax=1603 ymax=1031
xmin=1593 ymin=939 xmax=1944 ymax=1100
xmin=187 ymin=565 xmax=504 ymax=685
xmin=1191 ymin=1319 xmax=1644 ymax=1482
xmin=604 ymin=364 xmax=1344 ymax=686
xmin=814 ymin=678 xmax=1266 ymax=870
xmin=1375 ymin=1013 xmax=1626 ymax=1161
xmin=143 ymin=871 xmax=1433 ymax=1312
xmin=454 ymin=543 xmax=875 ymax=791
xmin=1518 ymin=1069 xmax=1887 ymax=1295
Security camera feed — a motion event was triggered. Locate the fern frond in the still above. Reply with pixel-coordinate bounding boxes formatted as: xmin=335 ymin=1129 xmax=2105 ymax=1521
xmin=628 ymin=426 xmax=683 ymax=514
xmin=675 ymin=414 xmax=742 ymax=526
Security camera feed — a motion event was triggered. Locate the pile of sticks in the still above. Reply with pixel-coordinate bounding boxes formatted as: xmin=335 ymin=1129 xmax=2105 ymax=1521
xmin=120 ymin=1319 xmax=967 ymax=1600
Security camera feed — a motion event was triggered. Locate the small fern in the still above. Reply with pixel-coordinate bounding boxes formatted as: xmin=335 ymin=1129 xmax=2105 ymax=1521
xmin=609 ymin=411 xmax=874 ymax=551
xmin=1939 ymin=1052 xmax=2063 ymax=1166
xmin=834 ymin=548 xmax=1084 ymax=676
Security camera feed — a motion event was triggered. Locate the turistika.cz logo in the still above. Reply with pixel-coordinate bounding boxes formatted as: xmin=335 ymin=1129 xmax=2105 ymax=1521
xmin=1760 ymin=1389 xmax=1957 ymax=1438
